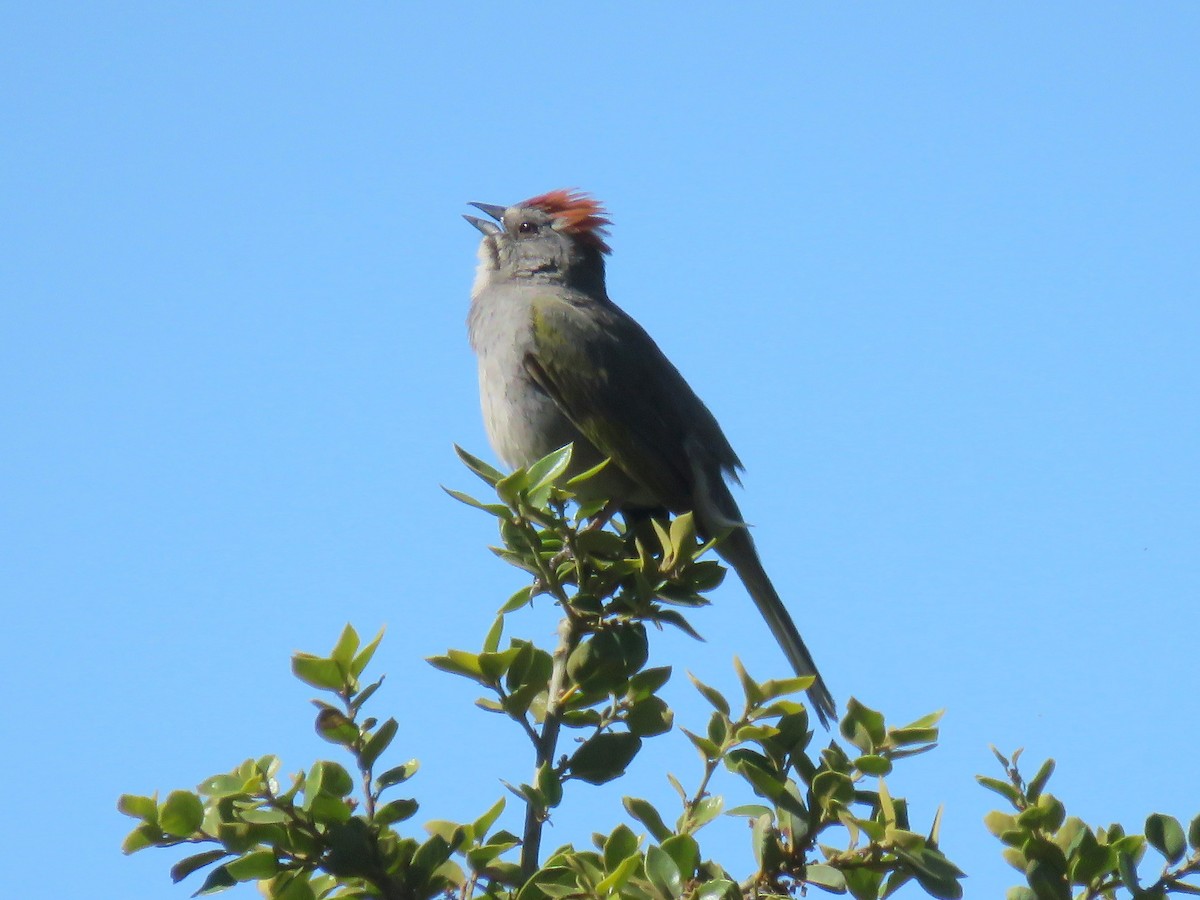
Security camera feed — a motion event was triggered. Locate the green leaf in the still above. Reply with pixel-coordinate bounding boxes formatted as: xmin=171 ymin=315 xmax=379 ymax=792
xmin=442 ymin=486 xmax=510 ymax=516
xmin=1026 ymin=758 xmax=1055 ymax=801
xmin=840 ymin=699 xmax=886 ymax=753
xmin=689 ymin=674 xmax=730 ymax=716
xmin=453 ymin=444 xmax=504 ymax=486
xmin=660 ymin=834 xmax=699 ymax=880
xmin=171 ymin=850 xmax=229 ymax=884
xmin=811 ymin=770 xmax=855 ymax=814
xmin=411 ymin=834 xmax=453 ymax=880
xmin=193 ymin=863 xmax=237 ymax=895
xmin=1067 ymin=827 xmax=1110 ymax=885
xmin=472 ymin=797 xmax=506 ymax=839
xmin=977 ymin=775 xmax=1022 ymax=806
xmin=499 ymin=585 xmax=534 ymax=615
xmin=624 ymin=796 xmax=673 ymax=842
xmin=687 ymin=796 xmax=724 ymax=830
xmin=889 ymin=726 xmax=939 ymax=747
xmin=627 ymin=696 xmax=674 ymax=737
xmin=291 ymin=654 xmax=345 ymax=691
xmin=359 ymin=717 xmax=399 ymax=770
xmin=569 ymin=733 xmax=642 ymax=785
xmin=1191 ymin=813 xmax=1200 ymax=851
xmin=1024 ymin=857 xmax=1069 ymax=900
xmin=350 ymin=677 xmax=384 ymax=712
xmin=314 ymin=708 xmax=358 ymax=745
xmin=806 ymin=863 xmax=847 ymax=892
xmin=595 ymin=854 xmax=641 ymax=895
xmin=159 ymin=790 xmax=204 ymax=837
xmin=854 ymin=754 xmax=893 ymax=777
xmin=266 ymin=872 xmax=316 ymax=900
xmin=375 ymin=797 xmax=419 ymax=826
xmin=603 ymin=824 xmax=641 ymax=872
xmin=350 ymin=627 xmax=385 ymax=679
xmin=1117 ymin=850 xmax=1140 ymax=892
xmin=330 ymin=624 xmax=360 ymax=671
xmin=1145 ymin=813 xmax=1186 ymax=864
xmin=481 ymin=616 xmax=505 ymax=655
xmin=645 ymin=845 xmax=683 ymax=898
xmin=118 ymin=793 xmax=159 ymax=821
xmin=225 ymin=850 xmax=279 ymax=882
xmin=696 ymin=879 xmax=737 ymax=900
xmin=311 ymin=760 xmax=355 ymax=798
xmin=427 ymin=649 xmax=489 ymax=684
xmin=524 ymin=444 xmax=573 ymax=497
xmin=374 ymin=759 xmax=419 ymax=791
xmin=121 ymin=822 xmax=163 ymax=855
xmin=537 ymin=762 xmax=564 ymax=808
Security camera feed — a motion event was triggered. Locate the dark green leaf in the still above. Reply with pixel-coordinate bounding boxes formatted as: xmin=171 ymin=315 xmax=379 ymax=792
xmin=160 ymin=791 xmax=204 ymax=837
xmin=1191 ymin=814 xmax=1200 ymax=851
xmin=192 ymin=864 xmax=237 ymax=896
xmin=1117 ymin=850 xmax=1139 ymax=892
xmin=627 ymin=696 xmax=674 ymax=737
xmin=375 ymin=797 xmax=419 ymax=826
xmin=377 ymin=759 xmax=419 ymax=790
xmin=411 ymin=834 xmax=452 ymax=880
xmin=171 ymin=850 xmax=229 ymax=884
xmin=350 ymin=677 xmax=384 ymax=712
xmin=1145 ymin=813 xmax=1186 ymax=864
xmin=627 ymin=666 xmax=672 ymax=700
xmin=569 ymin=733 xmax=642 ymax=785
xmin=624 ymin=796 xmax=673 ymax=842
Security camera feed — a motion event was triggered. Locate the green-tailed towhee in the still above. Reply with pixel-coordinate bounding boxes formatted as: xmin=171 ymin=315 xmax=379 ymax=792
xmin=464 ymin=189 xmax=837 ymax=728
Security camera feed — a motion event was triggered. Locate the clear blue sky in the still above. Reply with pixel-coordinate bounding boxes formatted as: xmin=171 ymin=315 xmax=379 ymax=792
xmin=3 ymin=4 xmax=1197 ymax=897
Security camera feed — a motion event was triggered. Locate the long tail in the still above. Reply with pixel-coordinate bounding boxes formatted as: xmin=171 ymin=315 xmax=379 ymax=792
xmin=717 ymin=526 xmax=837 ymax=729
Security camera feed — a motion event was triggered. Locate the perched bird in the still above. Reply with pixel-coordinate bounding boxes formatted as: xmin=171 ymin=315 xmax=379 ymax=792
xmin=464 ymin=190 xmax=836 ymax=727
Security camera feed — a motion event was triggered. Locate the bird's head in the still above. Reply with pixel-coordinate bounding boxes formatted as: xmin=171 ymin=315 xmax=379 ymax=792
xmin=466 ymin=189 xmax=611 ymax=296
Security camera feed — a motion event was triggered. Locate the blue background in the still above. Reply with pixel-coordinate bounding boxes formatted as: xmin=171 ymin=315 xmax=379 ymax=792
xmin=3 ymin=4 xmax=1197 ymax=897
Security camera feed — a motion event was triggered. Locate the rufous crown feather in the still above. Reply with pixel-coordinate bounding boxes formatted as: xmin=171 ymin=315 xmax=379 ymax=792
xmin=521 ymin=189 xmax=612 ymax=255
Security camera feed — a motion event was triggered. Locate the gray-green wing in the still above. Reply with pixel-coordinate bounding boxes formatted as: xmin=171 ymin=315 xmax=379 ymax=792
xmin=524 ymin=292 xmax=741 ymax=512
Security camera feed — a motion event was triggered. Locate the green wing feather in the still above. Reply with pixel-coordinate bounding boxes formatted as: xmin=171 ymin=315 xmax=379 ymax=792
xmin=525 ymin=292 xmax=741 ymax=513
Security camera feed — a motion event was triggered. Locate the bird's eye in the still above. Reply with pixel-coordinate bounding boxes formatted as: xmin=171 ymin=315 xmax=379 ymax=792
xmin=518 ymin=221 xmax=539 ymax=234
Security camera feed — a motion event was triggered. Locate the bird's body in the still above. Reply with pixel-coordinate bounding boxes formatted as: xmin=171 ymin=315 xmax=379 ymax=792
xmin=465 ymin=190 xmax=837 ymax=727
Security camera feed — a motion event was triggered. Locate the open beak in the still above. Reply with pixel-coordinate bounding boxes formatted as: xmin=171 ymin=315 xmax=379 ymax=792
xmin=469 ymin=202 xmax=507 ymax=221
xmin=463 ymin=215 xmax=501 ymax=236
